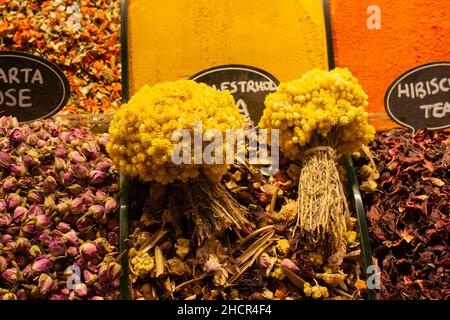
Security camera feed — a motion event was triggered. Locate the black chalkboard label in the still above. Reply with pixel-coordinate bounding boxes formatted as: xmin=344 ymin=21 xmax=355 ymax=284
xmin=0 ymin=51 xmax=70 ymax=122
xmin=384 ymin=62 xmax=450 ymax=132
xmin=190 ymin=65 xmax=279 ymax=124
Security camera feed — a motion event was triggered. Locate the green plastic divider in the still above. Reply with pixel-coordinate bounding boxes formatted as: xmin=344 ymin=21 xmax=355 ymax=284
xmin=343 ymin=155 xmax=376 ymax=300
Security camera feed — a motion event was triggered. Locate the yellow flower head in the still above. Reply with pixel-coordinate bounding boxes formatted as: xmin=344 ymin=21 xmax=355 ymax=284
xmin=108 ymin=80 xmax=245 ymax=184
xmin=259 ymin=68 xmax=375 ymax=158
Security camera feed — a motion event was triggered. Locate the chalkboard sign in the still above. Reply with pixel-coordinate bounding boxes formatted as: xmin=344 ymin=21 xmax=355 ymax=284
xmin=190 ymin=65 xmax=279 ymax=124
xmin=0 ymin=51 xmax=70 ymax=123
xmin=385 ymin=62 xmax=450 ymax=132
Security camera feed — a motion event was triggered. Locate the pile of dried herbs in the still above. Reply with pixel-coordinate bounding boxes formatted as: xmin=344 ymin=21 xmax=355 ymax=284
xmin=354 ymin=129 xmax=449 ymax=300
xmin=0 ymin=0 xmax=121 ymax=114
xmin=127 ymin=156 xmax=368 ymax=300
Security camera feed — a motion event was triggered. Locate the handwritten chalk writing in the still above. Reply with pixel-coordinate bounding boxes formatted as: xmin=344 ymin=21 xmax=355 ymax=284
xmin=0 ymin=89 xmax=32 ymax=108
xmin=0 ymin=67 xmax=43 ymax=84
xmin=420 ymin=101 xmax=450 ymax=119
xmin=397 ymin=77 xmax=450 ymax=99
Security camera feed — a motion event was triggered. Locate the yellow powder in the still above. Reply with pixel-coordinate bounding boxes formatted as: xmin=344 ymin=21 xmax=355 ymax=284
xmin=128 ymin=0 xmax=328 ymax=95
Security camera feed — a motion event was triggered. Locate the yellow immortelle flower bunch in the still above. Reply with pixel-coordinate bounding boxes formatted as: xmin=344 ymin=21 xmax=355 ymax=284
xmin=259 ymin=68 xmax=375 ymax=159
xmin=108 ymin=80 xmax=245 ymax=184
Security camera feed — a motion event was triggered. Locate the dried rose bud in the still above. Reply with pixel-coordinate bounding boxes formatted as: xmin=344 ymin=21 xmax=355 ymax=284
xmin=95 ymin=189 xmax=107 ymax=201
xmin=94 ymin=238 xmax=111 ymax=257
xmin=68 ymin=151 xmax=86 ymax=164
xmin=62 ymin=171 xmax=75 ymax=185
xmin=0 ymin=200 xmax=6 ymax=212
xmin=16 ymin=237 xmax=31 ymax=252
xmin=89 ymin=204 xmax=105 ymax=220
xmin=3 ymin=176 xmax=17 ymax=191
xmin=54 ymin=148 xmax=67 ymax=158
xmin=28 ymin=190 xmax=44 ymax=204
xmin=81 ymin=142 xmax=98 ymax=159
xmin=43 ymin=176 xmax=58 ymax=193
xmin=49 ymin=237 xmax=66 ymax=257
xmin=76 ymin=215 xmax=92 ymax=233
xmin=98 ymin=135 xmax=109 ymax=150
xmin=44 ymin=196 xmax=56 ymax=210
xmin=107 ymin=262 xmax=122 ymax=283
xmin=26 ymin=133 xmax=38 ymax=146
xmin=34 ymin=214 xmax=50 ymax=229
xmin=0 ymin=151 xmax=12 ymax=168
xmin=31 ymin=256 xmax=51 ymax=274
xmin=9 ymin=127 xmax=24 ymax=145
xmin=0 ymin=234 xmax=12 ymax=244
xmin=280 ymin=259 xmax=300 ymax=273
xmin=89 ymin=170 xmax=106 ymax=184
xmin=63 ymin=230 xmax=79 ymax=246
xmin=68 ymin=198 xmax=82 ymax=215
xmin=29 ymin=204 xmax=43 ymax=216
xmin=73 ymin=164 xmax=89 ymax=179
xmin=7 ymin=193 xmax=22 ymax=210
xmin=258 ymin=253 xmax=271 ymax=269
xmin=0 ymin=212 xmax=12 ymax=227
xmin=73 ymin=283 xmax=88 ymax=298
xmin=38 ymin=273 xmax=56 ymax=295
xmin=56 ymin=222 xmax=71 ymax=233
xmin=17 ymin=177 xmax=32 ymax=187
xmin=1 ymin=268 xmax=19 ymax=286
xmin=1 ymin=293 xmax=17 ymax=300
xmin=89 ymin=296 xmax=104 ymax=300
xmin=108 ymin=232 xmax=118 ymax=246
xmin=58 ymin=131 xmax=70 ymax=143
xmin=56 ymin=201 xmax=70 ymax=214
xmin=29 ymin=245 xmax=42 ymax=257
xmin=80 ymin=242 xmax=97 ymax=261
xmin=83 ymin=269 xmax=98 ymax=285
xmin=36 ymin=139 xmax=47 ymax=148
xmin=67 ymin=246 xmax=79 ymax=258
xmin=66 ymin=184 xmax=82 ymax=195
xmin=82 ymin=193 xmax=95 ymax=205
xmin=257 ymin=192 xmax=271 ymax=207
xmin=48 ymin=294 xmax=65 ymax=300
xmin=0 ymin=256 xmax=7 ymax=273
xmin=24 ymin=155 xmax=40 ymax=168
xmin=16 ymin=289 xmax=27 ymax=300
xmin=9 ymin=163 xmax=27 ymax=176
xmin=104 ymin=197 xmax=117 ymax=215
xmin=96 ymin=161 xmax=111 ymax=172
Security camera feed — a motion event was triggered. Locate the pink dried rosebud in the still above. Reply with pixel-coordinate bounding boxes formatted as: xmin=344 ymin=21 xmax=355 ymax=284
xmin=80 ymin=242 xmax=97 ymax=261
xmin=66 ymin=184 xmax=82 ymax=195
xmin=57 ymin=201 xmax=70 ymax=214
xmin=17 ymin=177 xmax=32 ymax=187
xmin=68 ymin=151 xmax=86 ymax=164
xmin=107 ymin=262 xmax=122 ymax=282
xmin=1 ymin=268 xmax=19 ymax=286
xmin=9 ymin=163 xmax=27 ymax=176
xmin=0 ymin=151 xmax=12 ymax=168
xmin=0 ymin=234 xmax=12 ymax=244
xmin=96 ymin=161 xmax=111 ymax=172
xmin=29 ymin=204 xmax=43 ymax=216
xmin=108 ymin=232 xmax=118 ymax=246
xmin=94 ymin=238 xmax=110 ymax=257
xmin=89 ymin=296 xmax=104 ymax=300
xmin=54 ymin=148 xmax=67 ymax=158
xmin=63 ymin=230 xmax=79 ymax=246
xmin=67 ymin=246 xmax=79 ymax=258
xmin=43 ymin=176 xmax=58 ymax=193
xmin=258 ymin=253 xmax=271 ymax=269
xmin=81 ymin=142 xmax=98 ymax=159
xmin=3 ymin=176 xmax=17 ymax=191
xmin=280 ymin=259 xmax=300 ymax=273
xmin=34 ymin=214 xmax=50 ymax=229
xmin=26 ymin=133 xmax=38 ymax=146
xmin=63 ymin=171 xmax=75 ymax=185
xmin=56 ymin=222 xmax=71 ymax=233
xmin=98 ymin=135 xmax=109 ymax=149
xmin=0 ymin=256 xmax=7 ymax=273
xmin=24 ymin=154 xmax=40 ymax=168
xmin=83 ymin=269 xmax=98 ymax=285
xmin=73 ymin=283 xmax=88 ymax=298
xmin=1 ymin=293 xmax=17 ymax=300
xmin=89 ymin=205 xmax=105 ymax=220
xmin=54 ymin=157 xmax=66 ymax=171
xmin=38 ymin=273 xmax=56 ymax=295
xmin=73 ymin=164 xmax=89 ymax=179
xmin=89 ymin=170 xmax=106 ymax=184
xmin=49 ymin=237 xmax=66 ymax=257
xmin=95 ymin=189 xmax=107 ymax=201
xmin=36 ymin=139 xmax=47 ymax=148
xmin=76 ymin=215 xmax=92 ymax=233
xmin=70 ymin=197 xmax=83 ymax=215
xmin=49 ymin=294 xmax=65 ymax=300
xmin=58 ymin=131 xmax=70 ymax=143
xmin=16 ymin=237 xmax=31 ymax=252
xmin=28 ymin=190 xmax=44 ymax=204
xmin=104 ymin=197 xmax=117 ymax=214
xmin=12 ymin=206 xmax=27 ymax=223
xmin=9 ymin=127 xmax=24 ymax=145
xmin=0 ymin=200 xmax=6 ymax=212
xmin=0 ymin=212 xmax=12 ymax=227
xmin=31 ymin=256 xmax=51 ymax=274
xmin=7 ymin=193 xmax=22 ymax=210
xmin=16 ymin=289 xmax=27 ymax=300
xmin=82 ymin=192 xmax=94 ymax=205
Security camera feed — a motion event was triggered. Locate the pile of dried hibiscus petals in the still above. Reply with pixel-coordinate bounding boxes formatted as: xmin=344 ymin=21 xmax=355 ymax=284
xmin=126 ymin=155 xmax=368 ymax=300
xmin=354 ymin=129 xmax=449 ymax=300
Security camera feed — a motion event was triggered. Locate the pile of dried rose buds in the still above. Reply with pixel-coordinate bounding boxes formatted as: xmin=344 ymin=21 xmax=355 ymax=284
xmin=354 ymin=129 xmax=449 ymax=300
xmin=0 ymin=116 xmax=121 ymax=300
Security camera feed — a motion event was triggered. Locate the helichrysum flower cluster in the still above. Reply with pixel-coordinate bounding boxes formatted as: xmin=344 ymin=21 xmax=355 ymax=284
xmin=107 ymin=80 xmax=245 ymax=184
xmin=259 ymin=68 xmax=375 ymax=159
xmin=130 ymin=251 xmax=155 ymax=278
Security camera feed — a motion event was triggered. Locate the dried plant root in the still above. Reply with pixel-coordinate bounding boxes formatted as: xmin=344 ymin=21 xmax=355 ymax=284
xmin=295 ymin=147 xmax=348 ymax=261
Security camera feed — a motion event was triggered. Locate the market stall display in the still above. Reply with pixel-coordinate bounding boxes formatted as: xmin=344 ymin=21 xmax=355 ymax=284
xmin=354 ymin=129 xmax=449 ymax=299
xmin=0 ymin=116 xmax=121 ymax=300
